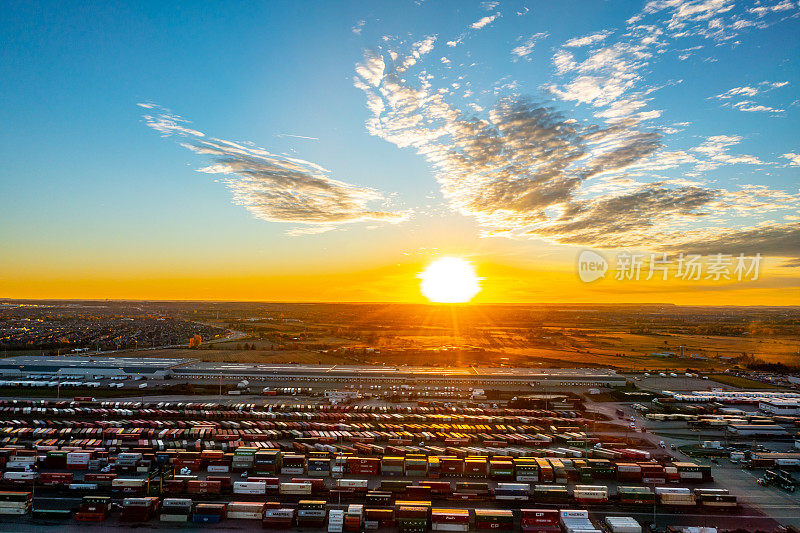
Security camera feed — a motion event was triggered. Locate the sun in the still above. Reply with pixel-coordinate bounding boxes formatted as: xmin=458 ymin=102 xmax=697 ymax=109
xmin=418 ymin=257 xmax=482 ymax=303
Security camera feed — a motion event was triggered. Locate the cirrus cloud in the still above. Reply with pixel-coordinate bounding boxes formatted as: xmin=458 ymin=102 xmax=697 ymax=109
xmin=140 ymin=104 xmax=410 ymax=234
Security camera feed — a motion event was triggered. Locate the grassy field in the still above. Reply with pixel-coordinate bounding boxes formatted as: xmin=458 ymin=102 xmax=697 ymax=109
xmin=63 ymin=321 xmax=800 ymax=372
xmin=707 ymin=373 xmax=784 ymax=389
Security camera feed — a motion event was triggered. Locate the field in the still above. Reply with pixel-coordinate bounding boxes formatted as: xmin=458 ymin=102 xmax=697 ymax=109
xmin=6 ymin=301 xmax=800 ymax=371
xmin=707 ymin=373 xmax=784 ymax=389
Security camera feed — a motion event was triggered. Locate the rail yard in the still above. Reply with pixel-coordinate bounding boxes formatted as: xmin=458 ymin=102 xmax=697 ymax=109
xmin=1 ymin=367 xmax=800 ymax=532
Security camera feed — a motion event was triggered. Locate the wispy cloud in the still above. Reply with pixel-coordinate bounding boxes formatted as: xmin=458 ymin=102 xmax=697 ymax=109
xmin=563 ymin=30 xmax=612 ymax=48
xmin=352 ymin=37 xmax=800 ymax=258
xmin=712 ymin=80 xmax=788 ymax=113
xmin=471 ymin=12 xmax=499 ymax=30
xmin=511 ymin=32 xmax=548 ymax=60
xmin=783 ymin=152 xmax=800 ymax=166
xmin=352 ymin=19 xmax=366 ymax=35
xmin=549 ymin=1 xmax=798 ymax=124
xmin=140 ymin=104 xmax=410 ymax=233
xmin=277 ymin=133 xmax=320 ymax=141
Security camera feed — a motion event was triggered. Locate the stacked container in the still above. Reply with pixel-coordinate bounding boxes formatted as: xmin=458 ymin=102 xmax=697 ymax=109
xmin=464 ymin=457 xmax=488 ymax=477
xmin=533 ymin=484 xmax=569 ymax=503
xmin=193 ymin=503 xmax=226 ymax=524
xmin=75 ymin=495 xmax=111 ymax=522
xmin=694 ymin=488 xmax=737 ymax=509
xmin=573 ymin=484 xmax=608 ymax=504
xmin=514 ymin=459 xmax=539 ymax=482
xmin=308 ymin=456 xmax=332 ymax=477
xmin=226 ymin=501 xmax=265 ymax=519
xmin=559 ymin=509 xmax=600 ymax=533
xmin=280 ymin=481 xmax=313 ymax=496
xmin=475 ymin=509 xmax=514 ymax=531
xmin=382 ymin=456 xmax=405 ymax=477
xmin=160 ymin=498 xmax=192 ymax=522
xmin=0 ymin=491 xmax=32 ymax=516
xmin=431 ymin=508 xmax=469 ymax=532
xmin=232 ymin=448 xmax=256 ymax=472
xmin=233 ymin=480 xmax=267 ymax=495
xmin=345 ymin=504 xmax=364 ymax=532
xmin=253 ymin=450 xmax=280 ymax=475
xmin=297 ymin=500 xmax=327 ymax=527
xmin=656 ymin=487 xmax=696 ymax=507
xmin=439 ymin=457 xmax=463 ymax=477
xmin=405 ymin=455 xmax=429 ymax=477
xmin=281 ymin=454 xmax=306 ymax=475
xmin=617 ymin=486 xmax=654 ymax=505
xmin=520 ymin=509 xmax=559 ymax=533
xmin=66 ymin=451 xmax=91 ymax=470
xmin=187 ymin=480 xmax=221 ymax=495
xmin=120 ymin=497 xmax=159 ymax=522
xmin=615 ymin=463 xmax=642 ymax=482
xmin=605 ymin=516 xmax=642 ymax=533
xmin=495 ymin=482 xmax=530 ymax=501
xmin=365 ymin=507 xmax=395 ymax=529
xmin=348 ymin=457 xmax=380 ymax=475
xmin=397 ymin=503 xmax=429 ymax=533
xmin=262 ymin=507 xmax=295 ymax=528
xmin=328 ymin=509 xmax=345 ymax=533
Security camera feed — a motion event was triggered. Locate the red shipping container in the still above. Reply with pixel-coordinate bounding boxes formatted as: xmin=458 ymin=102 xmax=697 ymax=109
xmin=163 ymin=479 xmax=186 ymax=494
xmin=406 ymin=486 xmax=432 ymax=499
xmin=85 ymin=473 xmax=117 ymax=484
xmin=40 ymin=472 xmax=74 ymax=486
xmin=419 ymin=481 xmax=451 ymax=494
xmin=206 ymin=475 xmax=232 ymax=491
xmin=187 ymin=480 xmax=221 ymax=495
xmin=432 ymin=511 xmax=469 ymax=524
xmin=520 ymin=509 xmax=558 ymax=527
xmin=291 ymin=478 xmax=326 ymax=492
xmin=476 ymin=520 xmax=514 ymax=530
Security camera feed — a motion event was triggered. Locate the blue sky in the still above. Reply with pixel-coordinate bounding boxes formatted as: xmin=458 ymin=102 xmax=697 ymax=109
xmin=1 ymin=0 xmax=799 ymax=301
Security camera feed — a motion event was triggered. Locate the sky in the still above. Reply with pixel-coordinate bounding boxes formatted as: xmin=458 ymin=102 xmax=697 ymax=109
xmin=1 ymin=0 xmax=799 ymax=304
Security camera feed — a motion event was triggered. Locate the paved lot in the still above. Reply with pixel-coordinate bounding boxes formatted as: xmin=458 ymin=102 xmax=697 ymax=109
xmin=590 ymin=399 xmax=800 ymax=530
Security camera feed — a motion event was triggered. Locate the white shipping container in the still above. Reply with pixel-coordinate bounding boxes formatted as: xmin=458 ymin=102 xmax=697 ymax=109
xmin=280 ymin=482 xmax=313 ymax=495
xmin=227 ymin=503 xmax=265 ymax=513
xmin=561 ymin=510 xmax=590 ymax=519
xmin=227 ymin=511 xmax=262 ymax=520
xmin=328 ymin=510 xmax=345 ymax=533
xmin=337 ymin=479 xmax=369 ymax=489
xmin=655 ymin=487 xmax=691 ymax=495
xmin=432 ymin=524 xmax=469 ymax=532
xmin=112 ymin=479 xmax=146 ymax=488
xmin=160 ymin=514 xmax=189 ymax=522
xmin=0 ymin=507 xmax=30 ymax=515
xmin=605 ymin=516 xmax=642 ymax=533
xmin=3 ymin=471 xmax=36 ymax=481
xmin=5 ymin=461 xmax=36 ymax=469
xmin=264 ymin=509 xmax=295 ymax=519
xmin=233 ymin=481 xmax=267 ymax=495
xmin=66 ymin=452 xmax=91 ymax=464
xmin=0 ymin=502 xmax=30 ymax=509
xmin=207 ymin=465 xmax=229 ymax=473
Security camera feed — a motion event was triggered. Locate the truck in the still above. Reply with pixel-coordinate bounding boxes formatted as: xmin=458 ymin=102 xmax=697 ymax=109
xmin=758 ymin=470 xmax=797 ymax=492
